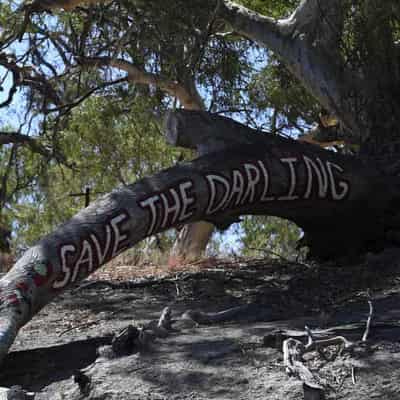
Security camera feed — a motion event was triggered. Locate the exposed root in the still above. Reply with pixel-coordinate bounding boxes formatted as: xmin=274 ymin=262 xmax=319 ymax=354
xmin=98 ymin=306 xmax=175 ymax=359
xmin=283 ymin=299 xmax=374 ymax=397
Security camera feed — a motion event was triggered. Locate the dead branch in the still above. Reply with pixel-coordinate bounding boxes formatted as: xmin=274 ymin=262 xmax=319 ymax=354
xmin=74 ymin=276 xmax=192 ymax=292
xmin=0 ymin=386 xmax=35 ymax=399
xmin=362 ymin=300 xmax=373 ymax=342
xmin=45 ymin=77 xmax=128 ymax=115
xmin=283 ymin=299 xmax=375 ymax=395
xmin=0 ymin=131 xmax=71 ymax=166
xmin=0 ymin=53 xmax=61 ymax=106
xmin=98 ymin=306 xmax=175 ymax=358
xmin=351 ymin=366 xmax=356 ymax=385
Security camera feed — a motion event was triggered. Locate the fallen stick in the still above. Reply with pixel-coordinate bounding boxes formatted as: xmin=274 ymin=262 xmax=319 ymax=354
xmin=362 ymin=300 xmax=373 ymax=342
xmin=283 ymin=299 xmax=374 ymax=395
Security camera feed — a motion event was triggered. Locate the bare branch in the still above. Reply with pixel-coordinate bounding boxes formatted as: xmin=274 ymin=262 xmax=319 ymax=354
xmin=279 ymin=0 xmax=343 ymax=46
xmin=284 ymin=298 xmax=374 ymax=390
xmin=45 ymin=76 xmax=128 ymax=114
xmin=278 ymin=0 xmax=322 ymax=36
xmin=362 ymin=299 xmax=374 ymax=342
xmin=77 ymin=56 xmax=204 ymax=109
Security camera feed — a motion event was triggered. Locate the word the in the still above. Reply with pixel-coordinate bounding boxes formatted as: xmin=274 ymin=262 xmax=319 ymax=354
xmin=138 ymin=181 xmax=196 ymax=236
xmin=53 ymin=212 xmax=130 ymax=289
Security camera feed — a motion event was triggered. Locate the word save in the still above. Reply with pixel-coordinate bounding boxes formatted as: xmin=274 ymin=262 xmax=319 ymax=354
xmin=53 ymin=212 xmax=130 ymax=289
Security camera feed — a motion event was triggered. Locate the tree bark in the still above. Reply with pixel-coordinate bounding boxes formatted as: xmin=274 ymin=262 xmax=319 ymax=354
xmin=219 ymin=0 xmax=361 ymax=135
xmin=0 ymin=110 xmax=399 ymax=363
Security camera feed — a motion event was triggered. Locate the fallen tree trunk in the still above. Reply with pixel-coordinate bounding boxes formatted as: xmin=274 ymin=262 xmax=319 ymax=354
xmin=0 ymin=110 xmax=399 ymax=364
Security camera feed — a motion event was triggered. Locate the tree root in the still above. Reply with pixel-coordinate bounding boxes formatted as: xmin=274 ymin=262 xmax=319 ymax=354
xmin=2 ymin=298 xmax=379 ymax=398
xmin=283 ymin=300 xmax=374 ymax=398
xmin=97 ymin=301 xmax=275 ymax=360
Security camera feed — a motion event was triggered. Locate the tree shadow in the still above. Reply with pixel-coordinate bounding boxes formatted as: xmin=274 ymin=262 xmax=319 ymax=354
xmin=0 ymin=336 xmax=111 ymax=391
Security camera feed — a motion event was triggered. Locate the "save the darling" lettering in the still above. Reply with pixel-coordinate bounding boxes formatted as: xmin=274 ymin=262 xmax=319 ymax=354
xmin=138 ymin=155 xmax=349 ymax=236
xmin=52 ymin=155 xmax=349 ymax=289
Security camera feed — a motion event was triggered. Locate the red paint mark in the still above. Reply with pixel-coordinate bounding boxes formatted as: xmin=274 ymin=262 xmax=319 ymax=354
xmin=32 ymin=262 xmax=53 ymax=287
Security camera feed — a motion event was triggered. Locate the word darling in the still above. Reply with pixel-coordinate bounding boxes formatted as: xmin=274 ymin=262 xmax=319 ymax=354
xmin=138 ymin=156 xmax=349 ymax=236
xmin=53 ymin=212 xmax=129 ymax=289
xmin=205 ymin=156 xmax=349 ymax=213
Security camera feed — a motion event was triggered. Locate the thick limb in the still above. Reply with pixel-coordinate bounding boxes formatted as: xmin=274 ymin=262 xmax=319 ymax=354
xmin=0 ymin=111 xmax=397 ymax=363
xmin=219 ymin=0 xmax=363 ymax=135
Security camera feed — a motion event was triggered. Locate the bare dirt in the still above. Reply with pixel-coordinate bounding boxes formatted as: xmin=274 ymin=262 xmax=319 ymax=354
xmin=2 ymin=251 xmax=400 ymax=400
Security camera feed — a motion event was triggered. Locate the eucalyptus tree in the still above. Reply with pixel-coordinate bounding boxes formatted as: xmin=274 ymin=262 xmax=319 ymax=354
xmin=0 ymin=0 xmax=400 ymax=364
xmin=1 ymin=0 xmax=275 ymax=263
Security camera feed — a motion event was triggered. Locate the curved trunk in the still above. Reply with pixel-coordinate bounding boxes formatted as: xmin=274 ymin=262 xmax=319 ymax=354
xmin=0 ymin=111 xmax=399 ymax=363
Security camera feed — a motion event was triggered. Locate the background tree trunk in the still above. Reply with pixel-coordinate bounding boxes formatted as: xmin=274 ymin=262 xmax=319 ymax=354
xmin=168 ymin=221 xmax=215 ymax=266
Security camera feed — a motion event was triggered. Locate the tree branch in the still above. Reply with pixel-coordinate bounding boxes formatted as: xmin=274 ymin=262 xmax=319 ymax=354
xmin=0 ymin=53 xmax=62 ymax=106
xmin=28 ymin=0 xmax=104 ymax=12
xmin=278 ymin=0 xmax=343 ymax=45
xmin=219 ymin=1 xmax=361 ymax=135
xmin=45 ymin=76 xmax=128 ymax=114
xmin=77 ymin=56 xmax=204 ymax=109
xmin=0 ymin=131 xmax=69 ymax=166
xmin=278 ymin=0 xmax=322 ymax=37
xmin=165 ymin=109 xmax=287 ymax=154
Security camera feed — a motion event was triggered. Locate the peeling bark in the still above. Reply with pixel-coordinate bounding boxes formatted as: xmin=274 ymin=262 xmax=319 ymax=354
xmin=0 ymin=111 xmax=398 ymax=363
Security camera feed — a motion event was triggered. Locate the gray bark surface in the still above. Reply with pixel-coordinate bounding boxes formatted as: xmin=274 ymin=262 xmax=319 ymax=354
xmin=0 ymin=111 xmax=398 ymax=363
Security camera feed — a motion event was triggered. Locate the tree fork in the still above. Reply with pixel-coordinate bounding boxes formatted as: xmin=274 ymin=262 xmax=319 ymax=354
xmin=0 ymin=111 xmax=399 ymax=363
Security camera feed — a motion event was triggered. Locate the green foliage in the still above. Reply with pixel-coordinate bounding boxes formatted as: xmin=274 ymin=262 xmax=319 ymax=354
xmin=240 ymin=215 xmax=302 ymax=260
xmin=9 ymin=94 xmax=182 ymax=249
xmin=248 ymin=60 xmax=319 ymax=134
xmin=237 ymin=0 xmax=299 ymax=18
xmin=4 ymin=0 xmax=396 ymax=261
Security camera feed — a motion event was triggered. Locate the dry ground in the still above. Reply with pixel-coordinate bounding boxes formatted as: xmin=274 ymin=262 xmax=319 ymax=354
xmin=2 ymin=251 xmax=400 ymax=399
